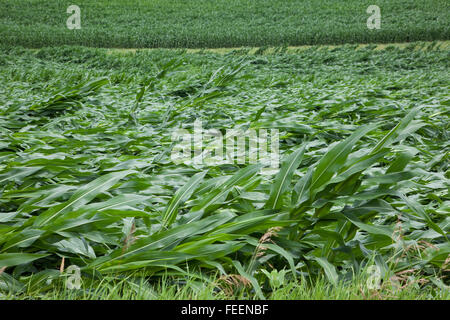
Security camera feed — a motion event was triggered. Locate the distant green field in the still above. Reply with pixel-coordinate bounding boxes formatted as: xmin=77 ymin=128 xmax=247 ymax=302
xmin=0 ymin=0 xmax=449 ymax=48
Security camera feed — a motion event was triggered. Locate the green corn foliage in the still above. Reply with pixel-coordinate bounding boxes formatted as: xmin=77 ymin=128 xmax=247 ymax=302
xmin=0 ymin=0 xmax=448 ymax=48
xmin=0 ymin=44 xmax=448 ymax=297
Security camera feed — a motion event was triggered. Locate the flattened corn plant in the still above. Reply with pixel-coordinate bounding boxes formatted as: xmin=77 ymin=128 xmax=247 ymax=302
xmin=0 ymin=45 xmax=449 ymax=297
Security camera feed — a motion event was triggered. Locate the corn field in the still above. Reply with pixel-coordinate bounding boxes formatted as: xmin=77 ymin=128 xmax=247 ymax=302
xmin=0 ymin=0 xmax=449 ymax=48
xmin=0 ymin=44 xmax=448 ymax=298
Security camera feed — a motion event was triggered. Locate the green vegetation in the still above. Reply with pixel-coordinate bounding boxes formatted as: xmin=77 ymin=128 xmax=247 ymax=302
xmin=0 ymin=43 xmax=449 ymax=299
xmin=2 ymin=270 xmax=449 ymax=300
xmin=0 ymin=0 xmax=449 ymax=48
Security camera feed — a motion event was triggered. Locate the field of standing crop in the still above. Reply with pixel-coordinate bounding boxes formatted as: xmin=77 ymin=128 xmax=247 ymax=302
xmin=0 ymin=0 xmax=449 ymax=48
xmin=0 ymin=43 xmax=449 ymax=299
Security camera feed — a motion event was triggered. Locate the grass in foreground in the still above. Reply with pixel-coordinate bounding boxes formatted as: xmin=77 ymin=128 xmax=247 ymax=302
xmin=0 ymin=42 xmax=449 ymax=299
xmin=2 ymin=269 xmax=449 ymax=300
xmin=0 ymin=0 xmax=449 ymax=48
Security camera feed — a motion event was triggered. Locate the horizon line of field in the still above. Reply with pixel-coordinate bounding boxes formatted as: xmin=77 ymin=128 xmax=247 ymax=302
xmin=99 ymin=40 xmax=449 ymax=54
xmin=19 ymin=40 xmax=449 ymax=54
